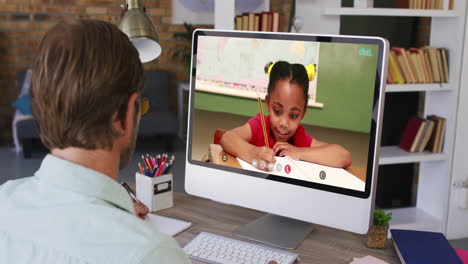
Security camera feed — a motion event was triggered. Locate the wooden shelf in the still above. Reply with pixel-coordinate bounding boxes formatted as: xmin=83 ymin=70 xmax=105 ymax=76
xmin=385 ymin=207 xmax=443 ymax=236
xmin=379 ymin=146 xmax=448 ymax=165
xmin=385 ymin=83 xmax=451 ymax=93
xmin=324 ymin=8 xmax=459 ymax=17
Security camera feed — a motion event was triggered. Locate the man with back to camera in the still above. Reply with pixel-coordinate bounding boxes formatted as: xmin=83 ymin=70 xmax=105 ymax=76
xmin=0 ymin=19 xmax=190 ymax=263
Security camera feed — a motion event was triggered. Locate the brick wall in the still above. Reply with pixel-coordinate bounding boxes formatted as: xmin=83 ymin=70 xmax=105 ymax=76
xmin=0 ymin=0 xmax=290 ymax=143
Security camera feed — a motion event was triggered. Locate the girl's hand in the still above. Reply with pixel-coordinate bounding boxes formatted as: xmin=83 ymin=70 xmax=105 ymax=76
xmin=273 ymin=142 xmax=302 ymax=160
xmin=251 ymin=146 xmax=276 ymax=172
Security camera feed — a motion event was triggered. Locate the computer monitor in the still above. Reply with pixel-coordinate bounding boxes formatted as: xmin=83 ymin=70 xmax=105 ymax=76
xmin=185 ymin=29 xmax=388 ymax=249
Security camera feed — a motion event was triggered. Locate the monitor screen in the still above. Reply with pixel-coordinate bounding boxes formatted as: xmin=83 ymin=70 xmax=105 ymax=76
xmin=187 ymin=30 xmax=385 ymax=199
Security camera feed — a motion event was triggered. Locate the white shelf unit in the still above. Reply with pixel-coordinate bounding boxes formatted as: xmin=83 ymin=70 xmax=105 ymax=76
xmin=324 ymin=8 xmax=459 ymax=17
xmin=385 ymin=207 xmax=443 ymax=233
xmin=296 ymin=0 xmax=466 ymax=237
xmin=385 ymin=83 xmax=451 ymax=92
xmin=379 ymin=146 xmax=448 ymax=165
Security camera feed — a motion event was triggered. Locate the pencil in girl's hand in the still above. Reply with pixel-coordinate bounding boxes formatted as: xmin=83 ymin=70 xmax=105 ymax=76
xmin=257 ymin=95 xmax=269 ymax=148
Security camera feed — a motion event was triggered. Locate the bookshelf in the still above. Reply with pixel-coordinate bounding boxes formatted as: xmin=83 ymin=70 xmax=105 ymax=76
xmin=294 ymin=0 xmax=466 ymax=238
xmin=213 ymin=0 xmax=468 ymax=238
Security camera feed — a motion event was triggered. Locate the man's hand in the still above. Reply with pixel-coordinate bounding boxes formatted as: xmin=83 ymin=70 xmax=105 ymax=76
xmin=132 ymin=199 xmax=149 ymax=220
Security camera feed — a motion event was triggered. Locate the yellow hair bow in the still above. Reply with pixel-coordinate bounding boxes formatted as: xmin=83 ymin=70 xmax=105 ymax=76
xmin=305 ymin=64 xmax=316 ymax=82
xmin=265 ymin=62 xmax=316 ymax=82
xmin=267 ymin=63 xmax=275 ymax=76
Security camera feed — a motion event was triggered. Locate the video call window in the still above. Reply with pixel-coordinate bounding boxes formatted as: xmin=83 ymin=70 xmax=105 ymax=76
xmin=189 ymin=34 xmax=380 ymax=195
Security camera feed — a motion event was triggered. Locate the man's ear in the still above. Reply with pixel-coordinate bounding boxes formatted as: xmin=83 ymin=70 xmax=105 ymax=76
xmin=113 ymin=92 xmax=139 ymax=135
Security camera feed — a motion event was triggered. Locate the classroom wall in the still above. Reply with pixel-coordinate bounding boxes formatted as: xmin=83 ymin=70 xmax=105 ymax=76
xmin=0 ymin=0 xmax=291 ymax=144
xmin=191 ymin=109 xmax=370 ymax=167
xmin=194 ymin=42 xmax=379 ymax=134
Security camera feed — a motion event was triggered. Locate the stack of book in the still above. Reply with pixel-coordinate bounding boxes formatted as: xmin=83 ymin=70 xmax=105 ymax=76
xmin=387 ymin=47 xmax=449 ymax=85
xmin=396 ymin=0 xmax=454 ymax=9
xmin=234 ymin=12 xmax=281 ymax=32
xmin=399 ymin=115 xmax=446 ymax=153
xmin=390 ymin=229 xmax=463 ymax=264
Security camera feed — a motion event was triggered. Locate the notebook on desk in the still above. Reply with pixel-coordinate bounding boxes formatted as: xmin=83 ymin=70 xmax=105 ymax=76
xmin=390 ymin=229 xmax=463 ymax=264
xmin=146 ymin=214 xmax=192 ymax=236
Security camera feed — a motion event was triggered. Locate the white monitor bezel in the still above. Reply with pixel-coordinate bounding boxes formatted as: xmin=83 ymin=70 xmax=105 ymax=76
xmin=185 ymin=30 xmax=388 ymax=234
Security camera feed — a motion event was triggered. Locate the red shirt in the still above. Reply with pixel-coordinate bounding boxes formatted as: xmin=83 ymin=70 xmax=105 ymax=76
xmin=247 ymin=113 xmax=313 ymax=148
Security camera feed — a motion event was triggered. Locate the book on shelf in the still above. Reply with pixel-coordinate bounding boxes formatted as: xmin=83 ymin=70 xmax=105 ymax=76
xmin=248 ymin=13 xmax=255 ymax=31
xmin=399 ymin=0 xmax=445 ymax=9
xmin=396 ymin=0 xmax=409 ymax=8
xmin=410 ymin=118 xmax=427 ymax=152
xmin=436 ymin=47 xmax=446 ymax=82
xmin=260 ymin=12 xmax=269 ymax=31
xmin=266 ymin=11 xmax=273 ymax=31
xmin=387 ymin=47 xmax=449 ymax=85
xmin=427 ymin=115 xmax=447 ymax=153
xmin=234 ymin=11 xmax=281 ymax=32
xmin=391 ymin=47 xmax=415 ymax=84
xmin=416 ymin=118 xmax=434 ymax=152
xmin=235 ymin=15 xmax=242 ymax=30
xmin=254 ymin=14 xmax=260 ymax=32
xmin=388 ymin=51 xmax=405 ymax=84
xmin=271 ymin=12 xmax=280 ymax=32
xmin=242 ymin=13 xmax=249 ymax=31
xmin=441 ymin=48 xmax=449 ymax=82
xmin=400 ymin=116 xmax=425 ymax=152
xmin=400 ymin=115 xmax=446 ymax=153
xmin=390 ymin=229 xmax=463 ymax=264
xmin=421 ymin=48 xmax=434 ymax=83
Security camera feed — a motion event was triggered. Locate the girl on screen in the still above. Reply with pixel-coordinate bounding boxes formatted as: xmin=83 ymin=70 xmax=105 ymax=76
xmin=220 ymin=61 xmax=352 ymax=171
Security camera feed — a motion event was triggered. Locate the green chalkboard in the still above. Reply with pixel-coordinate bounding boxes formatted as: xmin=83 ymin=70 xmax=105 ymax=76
xmin=194 ymin=42 xmax=378 ymax=133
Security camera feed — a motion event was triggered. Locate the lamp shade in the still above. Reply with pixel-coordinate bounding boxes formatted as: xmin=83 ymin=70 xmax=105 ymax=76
xmin=119 ymin=2 xmax=161 ymax=63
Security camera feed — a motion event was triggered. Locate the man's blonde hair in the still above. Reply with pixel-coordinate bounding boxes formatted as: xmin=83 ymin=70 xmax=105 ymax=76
xmin=31 ymin=19 xmax=144 ymax=150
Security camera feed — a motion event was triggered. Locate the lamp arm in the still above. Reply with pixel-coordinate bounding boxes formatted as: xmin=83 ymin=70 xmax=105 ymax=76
xmin=127 ymin=0 xmax=143 ymax=9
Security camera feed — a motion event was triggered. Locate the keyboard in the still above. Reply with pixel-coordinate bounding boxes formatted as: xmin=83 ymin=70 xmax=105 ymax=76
xmin=183 ymin=232 xmax=299 ymax=264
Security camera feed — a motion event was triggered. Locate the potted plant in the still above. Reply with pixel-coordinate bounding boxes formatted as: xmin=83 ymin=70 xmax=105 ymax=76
xmin=171 ymin=22 xmax=196 ymax=80
xmin=366 ymin=209 xmax=392 ymax=248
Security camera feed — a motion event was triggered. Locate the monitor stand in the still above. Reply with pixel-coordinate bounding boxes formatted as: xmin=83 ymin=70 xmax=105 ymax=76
xmin=232 ymin=214 xmax=314 ymax=249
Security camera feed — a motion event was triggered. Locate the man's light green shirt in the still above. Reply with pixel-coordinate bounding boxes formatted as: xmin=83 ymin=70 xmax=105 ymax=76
xmin=0 ymin=154 xmax=190 ymax=264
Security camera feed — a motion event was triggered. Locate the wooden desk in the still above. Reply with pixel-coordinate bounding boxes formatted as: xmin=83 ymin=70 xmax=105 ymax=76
xmin=159 ymin=193 xmax=400 ymax=264
xmin=209 ymin=144 xmax=367 ymax=182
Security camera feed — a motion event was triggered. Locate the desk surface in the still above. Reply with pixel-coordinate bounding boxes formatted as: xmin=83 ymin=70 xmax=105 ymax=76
xmin=158 ymin=193 xmax=400 ymax=264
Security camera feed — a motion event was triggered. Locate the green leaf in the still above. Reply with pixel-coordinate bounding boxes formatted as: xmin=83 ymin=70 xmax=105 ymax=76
xmin=373 ymin=210 xmax=392 ymax=226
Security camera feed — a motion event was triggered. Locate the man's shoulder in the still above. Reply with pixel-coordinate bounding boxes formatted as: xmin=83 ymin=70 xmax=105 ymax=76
xmin=0 ymin=176 xmax=36 ymax=199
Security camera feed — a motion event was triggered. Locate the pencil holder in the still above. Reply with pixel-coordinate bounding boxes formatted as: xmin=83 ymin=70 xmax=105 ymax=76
xmin=135 ymin=172 xmax=173 ymax=212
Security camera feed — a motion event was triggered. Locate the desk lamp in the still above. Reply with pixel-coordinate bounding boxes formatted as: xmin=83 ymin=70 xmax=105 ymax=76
xmin=119 ymin=0 xmax=162 ymax=63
